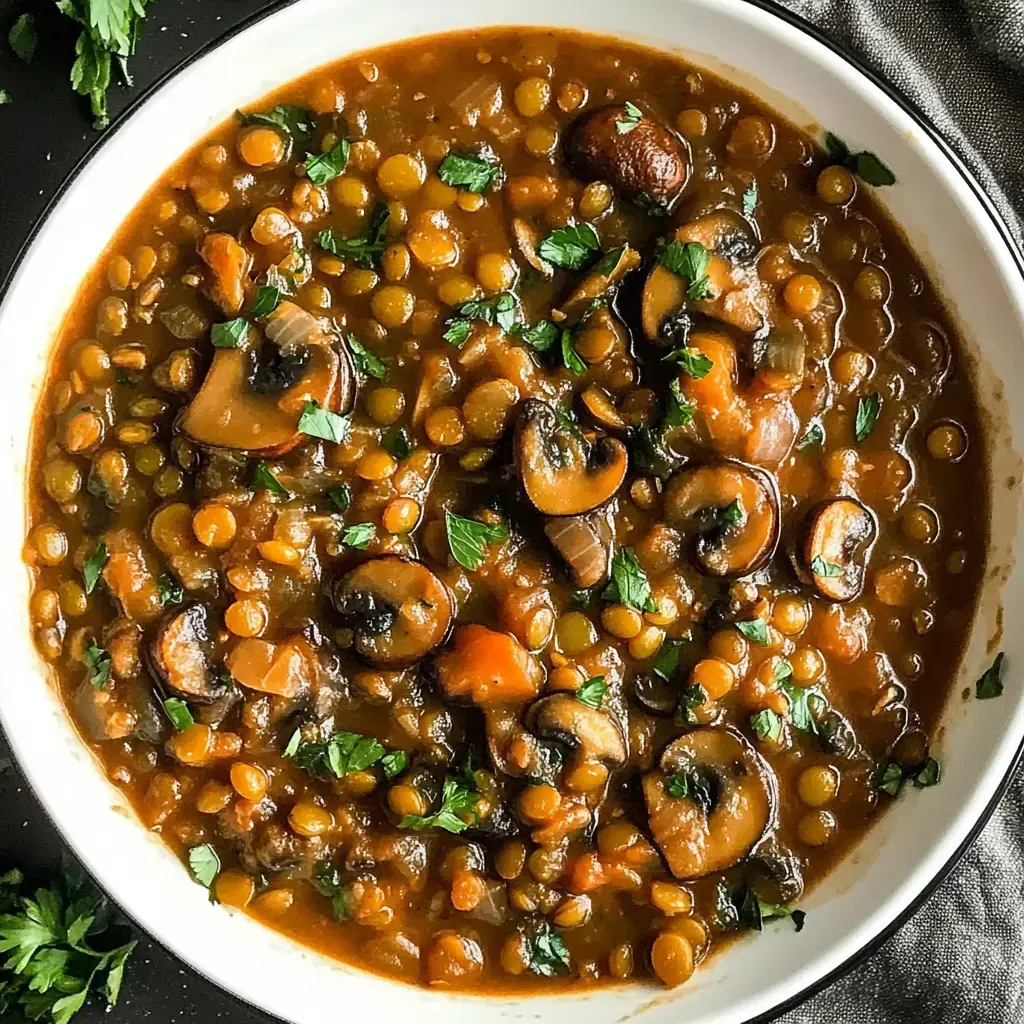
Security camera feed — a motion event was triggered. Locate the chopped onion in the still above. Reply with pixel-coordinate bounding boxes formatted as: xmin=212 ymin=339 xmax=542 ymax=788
xmin=450 ymin=74 xmax=501 ymax=127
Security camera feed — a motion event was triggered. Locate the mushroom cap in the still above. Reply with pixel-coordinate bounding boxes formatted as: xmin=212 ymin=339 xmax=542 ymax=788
xmin=799 ymin=497 xmax=877 ymax=601
xmin=147 ymin=602 xmax=228 ymax=705
xmin=515 ymin=399 xmax=628 ymax=517
xmin=526 ymin=693 xmax=627 ymax=768
xmin=177 ymin=301 xmax=354 ymax=457
xmin=644 ymin=726 xmax=777 ymax=879
xmin=663 ymin=460 xmax=781 ymax=577
xmin=565 ymin=104 xmax=690 ymax=212
xmin=330 ymin=556 xmax=453 ymax=667
xmin=553 ymin=245 xmax=641 ymax=324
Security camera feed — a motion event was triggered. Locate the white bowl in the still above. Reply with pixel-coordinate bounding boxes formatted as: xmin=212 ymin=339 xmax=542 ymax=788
xmin=1 ymin=1 xmax=1022 ymax=1021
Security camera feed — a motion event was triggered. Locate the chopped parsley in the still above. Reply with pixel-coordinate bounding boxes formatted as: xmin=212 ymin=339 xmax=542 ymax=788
xmin=327 ymin=484 xmax=351 ymax=512
xmin=437 ymin=151 xmax=502 ymax=193
xmin=346 ymin=335 xmax=388 ymax=380
xmin=824 ymin=131 xmax=896 ymax=187
xmin=340 ymin=523 xmax=374 ymax=549
xmin=810 ymin=555 xmax=842 ymax=578
xmin=83 ymin=644 xmax=111 ymax=689
xmin=252 ymin=462 xmax=289 ymax=497
xmin=742 ymin=180 xmax=758 ymax=217
xmin=796 ymin=420 xmax=825 ymax=450
xmin=249 ymin=285 xmax=280 ymax=318
xmin=210 ymin=318 xmax=249 ymax=348
xmin=157 ymin=573 xmax=183 ymax=606
xmin=163 ymin=698 xmax=194 ymax=732
xmin=615 ymin=101 xmax=643 ymax=134
xmin=678 ymin=684 xmax=706 ymax=726
xmin=381 ymin=425 xmax=413 ymax=460
xmin=9 ymin=13 xmax=37 ymax=63
xmin=524 ymin=920 xmax=571 ymax=977
xmin=188 ymin=844 xmax=220 ymax=888
xmin=602 ymin=547 xmax=657 ymax=613
xmin=854 ymin=392 xmax=881 ymax=442
xmin=239 ymin=105 xmax=316 ymax=147
xmin=664 ymin=767 xmax=718 ymax=815
xmin=315 ymin=202 xmax=390 ymax=269
xmin=298 ymin=401 xmax=350 ymax=443
xmin=82 ymin=540 xmax=107 ymax=595
xmin=560 ymin=328 xmax=587 ymax=376
xmin=575 ymin=676 xmax=607 ymax=710
xmin=399 ymin=773 xmax=477 ymax=833
xmin=381 ymin=750 xmax=408 ymax=779
xmin=521 ymin=319 xmax=560 ymax=352
xmin=664 ymin=345 xmax=713 ymax=378
xmin=444 ymin=509 xmax=508 ymax=571
xmin=750 ymin=708 xmax=784 ymax=744
xmin=291 ymin=730 xmax=386 ymax=778
xmin=652 ymin=638 xmax=685 ymax=682
xmin=443 ymin=292 xmax=522 ymax=344
xmin=538 ymin=223 xmax=600 ymax=271
xmin=311 ymin=863 xmax=353 ymax=921
xmin=875 ymin=757 xmax=944 ymax=796
xmin=735 ymin=619 xmax=769 ymax=645
xmin=304 ymin=137 xmax=349 ymax=185
xmin=976 ymin=652 xmax=1005 ymax=699
xmin=659 ymin=239 xmax=712 ymax=301
xmin=737 ymin=886 xmax=806 ymax=932
xmin=663 ymin=379 xmax=695 ymax=428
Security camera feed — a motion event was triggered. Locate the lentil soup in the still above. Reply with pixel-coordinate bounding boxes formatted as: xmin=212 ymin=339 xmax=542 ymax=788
xmin=24 ymin=28 xmax=988 ymax=993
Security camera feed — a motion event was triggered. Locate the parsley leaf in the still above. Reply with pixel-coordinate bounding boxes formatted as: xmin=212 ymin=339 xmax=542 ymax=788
xmin=239 ymin=105 xmax=316 ymax=147
xmin=210 ymin=318 xmax=249 ymax=348
xmin=315 ymin=202 xmax=390 ymax=269
xmin=381 ymin=751 xmax=408 ymax=779
xmin=0 ymin=90 xmax=10 ymax=106
xmin=249 ymin=285 xmax=280 ymax=318
xmin=560 ymin=329 xmax=587 ymax=376
xmin=976 ymin=652 xmax=1005 ymax=699
xmin=282 ymin=728 xmax=301 ymax=758
xmin=437 ymin=151 xmax=502 ymax=193
xmin=157 ymin=573 xmax=183 ymax=607
xmin=304 ymin=137 xmax=349 ymax=185
xmin=83 ymin=645 xmax=111 ymax=690
xmin=854 ymin=392 xmax=881 ymax=442
xmin=346 ymin=335 xmax=388 ymax=379
xmin=292 ymin=731 xmax=386 ymax=778
xmin=735 ymin=619 xmax=769 ymax=645
xmin=252 ymin=462 xmax=289 ymax=497
xmin=664 ymin=767 xmax=718 ymax=815
xmin=521 ymin=320 xmax=560 ymax=352
xmin=445 ymin=510 xmax=508 ymax=571
xmin=447 ymin=292 xmax=522 ymax=337
xmin=659 ymin=240 xmax=712 ymax=300
xmin=82 ymin=540 xmax=107 ymax=596
xmin=327 ymin=484 xmax=350 ymax=512
xmin=796 ymin=420 xmax=825 ymax=450
xmin=664 ymin=345 xmax=713 ymax=378
xmin=297 ymin=401 xmax=350 ymax=443
xmin=664 ymin=378 xmax=695 ymax=428
xmin=742 ymin=181 xmax=758 ymax=217
xmin=824 ymin=131 xmax=895 ymax=187
xmin=615 ymin=101 xmax=643 ymax=134
xmin=382 ymin=425 xmax=413 ymax=460
xmin=538 ymin=223 xmax=600 ymax=270
xmin=524 ymin=921 xmax=571 ymax=977
xmin=750 ymin=708 xmax=784 ymax=743
xmin=737 ymin=886 xmax=806 ymax=932
xmin=163 ymin=698 xmax=194 ymax=732
xmin=442 ymin=319 xmax=473 ymax=348
xmin=874 ymin=761 xmax=906 ymax=797
xmin=679 ymin=684 xmax=706 ymax=725
xmin=602 ymin=548 xmax=657 ymax=613
xmin=576 ymin=676 xmax=607 ymax=710
xmin=913 ymin=757 xmax=941 ymax=788
xmin=810 ymin=555 xmax=842 ymax=578
xmin=341 ymin=523 xmax=374 ymax=549
xmin=400 ymin=773 xmax=477 ymax=833
xmin=652 ymin=638 xmax=684 ymax=682
xmin=311 ymin=863 xmax=353 ymax=921
xmin=188 ymin=845 xmax=220 ymax=888
xmin=9 ymin=13 xmax=37 ymax=62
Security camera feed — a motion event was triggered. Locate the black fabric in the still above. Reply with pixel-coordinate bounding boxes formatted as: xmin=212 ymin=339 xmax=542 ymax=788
xmin=774 ymin=9 xmax=1024 ymax=1023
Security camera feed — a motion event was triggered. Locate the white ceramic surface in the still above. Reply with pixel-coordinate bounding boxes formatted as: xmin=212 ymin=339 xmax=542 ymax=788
xmin=1 ymin=1 xmax=1022 ymax=1022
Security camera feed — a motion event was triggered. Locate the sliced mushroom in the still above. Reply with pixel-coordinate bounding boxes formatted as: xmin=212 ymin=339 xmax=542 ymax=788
xmin=512 ymin=217 xmax=553 ymax=279
xmin=799 ymin=497 xmax=876 ymax=601
xmin=199 ymin=232 xmax=253 ymax=316
xmin=565 ymin=105 xmax=690 ymax=213
xmin=177 ymin=301 xmax=353 ymax=456
xmin=552 ymin=245 xmax=641 ymax=323
xmin=642 ymin=210 xmax=766 ymax=341
xmin=544 ymin=510 xmax=613 ymax=587
xmin=643 ymin=727 xmax=776 ymax=879
xmin=515 ymin=399 xmax=628 ymax=516
xmin=663 ymin=461 xmax=780 ymax=577
xmin=527 ymin=693 xmax=627 ymax=769
xmin=581 ymin=385 xmax=657 ymax=434
xmin=330 ymin=556 xmax=453 ymax=668
xmin=147 ymin=602 xmax=228 ymax=704
xmin=435 ymin=625 xmax=545 ymax=705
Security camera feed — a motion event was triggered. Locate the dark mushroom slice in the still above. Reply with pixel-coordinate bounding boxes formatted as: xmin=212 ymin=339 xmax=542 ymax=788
xmin=799 ymin=497 xmax=876 ymax=601
xmin=643 ymin=726 xmax=777 ymax=880
xmin=512 ymin=217 xmax=553 ymax=279
xmin=330 ymin=556 xmax=453 ymax=668
xmin=514 ymin=399 xmax=628 ymax=516
xmin=663 ymin=461 xmax=780 ymax=577
xmin=580 ymin=385 xmax=658 ymax=434
xmin=177 ymin=301 xmax=354 ymax=456
xmin=147 ymin=602 xmax=229 ymax=704
xmin=526 ymin=693 xmax=627 ymax=770
xmin=565 ymin=104 xmax=690 ymax=213
xmin=199 ymin=232 xmax=253 ymax=316
xmin=544 ymin=509 xmax=613 ymax=588
xmin=641 ymin=210 xmax=765 ymax=341
xmin=552 ymin=245 xmax=641 ymax=323
xmin=745 ymin=835 xmax=805 ymax=905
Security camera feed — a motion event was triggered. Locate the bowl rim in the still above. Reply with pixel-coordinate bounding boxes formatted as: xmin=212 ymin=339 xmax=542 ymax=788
xmin=1 ymin=1 xmax=1022 ymax=1022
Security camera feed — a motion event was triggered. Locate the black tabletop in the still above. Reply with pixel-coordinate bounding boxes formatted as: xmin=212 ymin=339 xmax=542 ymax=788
xmin=0 ymin=3 xmax=1013 ymax=1023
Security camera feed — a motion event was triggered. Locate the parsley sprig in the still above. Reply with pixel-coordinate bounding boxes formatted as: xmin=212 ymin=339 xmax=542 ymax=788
xmin=316 ymin=203 xmax=390 ymax=269
xmin=659 ymin=239 xmax=712 ymax=300
xmin=399 ymin=771 xmax=478 ymax=834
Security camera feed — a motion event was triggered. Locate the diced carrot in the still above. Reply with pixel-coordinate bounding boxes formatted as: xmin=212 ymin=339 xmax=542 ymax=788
xmin=683 ymin=333 xmax=750 ymax=449
xmin=434 ymin=625 xmax=544 ymax=705
xmin=569 ymin=851 xmax=606 ymax=894
xmin=199 ymin=232 xmax=252 ymax=315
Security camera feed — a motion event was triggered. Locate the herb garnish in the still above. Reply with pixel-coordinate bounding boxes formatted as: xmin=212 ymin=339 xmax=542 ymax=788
xmin=210 ymin=318 xmax=249 ymax=349
xmin=575 ymin=676 xmax=607 ymax=710
xmin=239 ymin=105 xmax=316 ymax=147
xmin=664 ymin=345 xmax=713 ymax=378
xmin=188 ymin=844 xmax=220 ymax=888
xmin=854 ymin=392 xmax=881 ymax=442
xmin=976 ymin=652 xmax=1005 ymax=699
xmin=311 ymin=863 xmax=353 ymax=921
xmin=652 ymin=638 xmax=684 ymax=682
xmin=437 ymin=152 xmax=502 ymax=193
xmin=679 ymin=684 xmax=706 ymax=725
xmin=796 ymin=420 xmax=825 ymax=450
xmin=659 ymin=240 xmax=712 ymax=300
xmin=521 ymin=319 xmax=560 ymax=352
xmin=157 ymin=573 xmax=183 ymax=606
xmin=824 ymin=132 xmax=896 ymax=187
xmin=663 ymin=379 xmax=695 ymax=428
xmin=381 ymin=425 xmax=413 ymax=460
xmin=742 ymin=181 xmax=758 ymax=217
xmin=615 ymin=101 xmax=643 ymax=134
xmin=560 ymin=328 xmax=587 ymax=376
xmin=83 ymin=644 xmax=111 ymax=689
xmin=445 ymin=510 xmax=508 ymax=571
xmin=252 ymin=462 xmax=289 ymax=497
xmin=664 ymin=767 xmax=718 ymax=816
xmin=874 ymin=757 xmax=941 ymax=796
xmin=399 ymin=773 xmax=478 ymax=834
xmin=443 ymin=292 xmax=522 ymax=344
xmin=304 ymin=137 xmax=349 ymax=185
xmin=9 ymin=13 xmax=37 ymax=62
xmin=340 ymin=523 xmax=374 ymax=549
xmin=602 ymin=547 xmax=657 ymax=613
xmin=163 ymin=698 xmax=194 ymax=732
xmin=381 ymin=751 xmax=408 ymax=779
xmin=750 ymin=708 xmax=784 ymax=744
xmin=315 ymin=202 xmax=390 ymax=269
xmin=82 ymin=540 xmax=107 ymax=595
xmin=297 ymin=401 xmax=350 ymax=443
xmin=737 ymin=886 xmax=806 ymax=932
xmin=810 ymin=555 xmax=842 ymax=578
xmin=249 ymin=286 xmax=280 ymax=318
xmin=327 ymin=484 xmax=351 ymax=512
xmin=290 ymin=730 xmax=386 ymax=778
xmin=524 ymin=920 xmax=571 ymax=977
xmin=346 ymin=335 xmax=388 ymax=379
xmin=735 ymin=619 xmax=769 ymax=645
xmin=538 ymin=223 xmax=600 ymax=271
